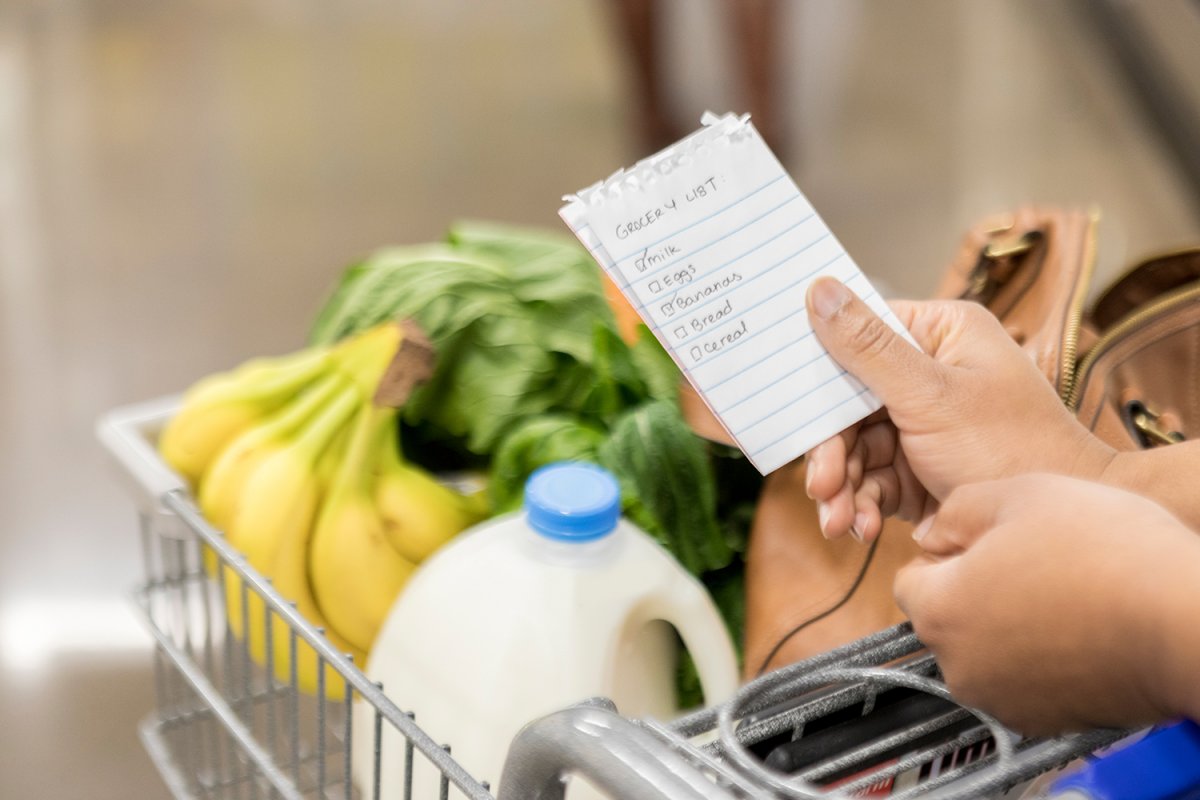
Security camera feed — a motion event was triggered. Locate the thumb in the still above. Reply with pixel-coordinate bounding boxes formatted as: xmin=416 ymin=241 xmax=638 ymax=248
xmin=894 ymin=553 xmax=968 ymax=651
xmin=806 ymin=277 xmax=937 ymax=410
xmin=911 ymin=481 xmax=1007 ymax=556
xmin=893 ymin=553 xmax=948 ymax=623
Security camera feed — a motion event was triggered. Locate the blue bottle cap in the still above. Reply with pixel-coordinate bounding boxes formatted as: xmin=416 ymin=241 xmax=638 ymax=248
xmin=524 ymin=462 xmax=621 ymax=542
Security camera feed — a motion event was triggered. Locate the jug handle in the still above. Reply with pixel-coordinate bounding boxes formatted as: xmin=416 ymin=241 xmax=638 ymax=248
xmin=651 ymin=581 xmax=742 ymax=706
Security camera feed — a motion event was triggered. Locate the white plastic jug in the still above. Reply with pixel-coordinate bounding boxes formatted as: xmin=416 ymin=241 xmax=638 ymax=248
xmin=354 ymin=462 xmax=740 ymax=798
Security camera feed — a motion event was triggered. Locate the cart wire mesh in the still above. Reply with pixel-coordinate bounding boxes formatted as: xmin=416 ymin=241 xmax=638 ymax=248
xmin=135 ymin=488 xmax=494 ymax=800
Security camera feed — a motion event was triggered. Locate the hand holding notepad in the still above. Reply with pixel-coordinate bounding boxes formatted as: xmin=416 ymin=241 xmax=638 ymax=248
xmin=561 ymin=112 xmax=915 ymax=474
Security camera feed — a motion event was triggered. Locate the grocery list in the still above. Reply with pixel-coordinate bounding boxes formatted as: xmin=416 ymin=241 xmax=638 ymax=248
xmin=560 ymin=113 xmax=915 ymax=474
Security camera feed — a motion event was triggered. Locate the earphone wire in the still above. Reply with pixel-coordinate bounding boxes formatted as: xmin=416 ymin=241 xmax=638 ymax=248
xmin=754 ymin=536 xmax=881 ymax=678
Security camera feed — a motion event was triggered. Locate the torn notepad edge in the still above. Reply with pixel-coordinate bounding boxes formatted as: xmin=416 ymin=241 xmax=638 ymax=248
xmin=561 ymin=112 xmax=751 ymax=209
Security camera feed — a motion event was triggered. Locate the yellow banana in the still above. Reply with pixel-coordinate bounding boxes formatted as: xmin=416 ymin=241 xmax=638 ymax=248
xmin=316 ymin=421 xmax=351 ymax=488
xmin=310 ymin=404 xmax=417 ymax=654
xmin=198 ymin=373 xmax=347 ymax=534
xmin=268 ymin=492 xmax=366 ymax=700
xmin=161 ymin=321 xmax=399 ymax=487
xmin=220 ymin=524 xmax=365 ymax=700
xmin=226 ymin=383 xmax=361 ymax=660
xmin=267 ymin=412 xmax=364 ymax=699
xmin=160 ymin=347 xmax=333 ymax=485
xmin=202 ymin=373 xmax=345 ymax=641
xmin=374 ymin=415 xmax=485 ymax=563
xmin=164 ymin=322 xmax=393 ymax=485
xmin=233 ymin=383 xmax=360 ymax=572
xmin=163 ymin=323 xmax=408 ymax=696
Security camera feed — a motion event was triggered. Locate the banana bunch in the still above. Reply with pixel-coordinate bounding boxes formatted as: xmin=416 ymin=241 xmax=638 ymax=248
xmin=159 ymin=323 xmax=486 ymax=699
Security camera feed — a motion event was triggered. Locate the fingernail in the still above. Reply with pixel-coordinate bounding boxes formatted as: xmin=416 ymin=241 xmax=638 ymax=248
xmin=818 ymin=503 xmax=831 ymax=537
xmin=810 ymin=278 xmax=851 ymax=321
xmin=804 ymin=457 xmax=817 ymax=498
xmin=851 ymin=513 xmax=868 ymax=543
xmin=912 ymin=516 xmax=934 ymax=543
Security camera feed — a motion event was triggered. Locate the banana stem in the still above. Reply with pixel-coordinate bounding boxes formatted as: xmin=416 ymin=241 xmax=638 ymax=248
xmin=269 ymin=372 xmax=349 ymax=437
xmin=237 ymin=347 xmax=332 ymax=399
xmin=291 ymin=384 xmax=363 ymax=464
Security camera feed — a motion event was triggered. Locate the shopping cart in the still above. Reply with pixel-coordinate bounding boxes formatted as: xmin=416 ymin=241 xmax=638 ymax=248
xmin=99 ymin=397 xmax=1133 ymax=800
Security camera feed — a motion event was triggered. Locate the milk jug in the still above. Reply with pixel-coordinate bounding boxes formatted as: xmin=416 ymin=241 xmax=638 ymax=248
xmin=355 ymin=462 xmax=740 ymax=797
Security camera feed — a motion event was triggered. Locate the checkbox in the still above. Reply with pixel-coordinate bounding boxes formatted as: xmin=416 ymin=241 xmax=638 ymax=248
xmin=661 ymin=303 xmax=675 ymax=317
xmin=649 ymin=279 xmax=662 ymax=292
xmin=674 ymin=326 xmax=687 ymax=340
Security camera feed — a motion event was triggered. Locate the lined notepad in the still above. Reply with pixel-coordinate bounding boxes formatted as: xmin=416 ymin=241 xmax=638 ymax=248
xmin=560 ymin=113 xmax=914 ymax=474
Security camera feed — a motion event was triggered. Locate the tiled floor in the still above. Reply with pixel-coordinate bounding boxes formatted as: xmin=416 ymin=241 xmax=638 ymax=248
xmin=0 ymin=0 xmax=1196 ymax=797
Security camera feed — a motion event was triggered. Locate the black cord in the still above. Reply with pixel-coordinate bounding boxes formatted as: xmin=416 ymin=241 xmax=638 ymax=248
xmin=754 ymin=536 xmax=881 ymax=678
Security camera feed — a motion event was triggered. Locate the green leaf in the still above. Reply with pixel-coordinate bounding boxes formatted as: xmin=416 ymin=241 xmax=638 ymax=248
xmin=310 ymin=225 xmax=643 ymax=458
xmin=598 ymin=401 xmax=731 ymax=575
xmin=576 ymin=324 xmax=650 ymax=425
xmin=309 ymin=258 xmax=373 ymax=346
xmin=629 ymin=325 xmax=682 ymax=403
xmin=489 ymin=416 xmax=607 ymax=512
xmin=711 ymin=445 xmax=765 ymax=556
xmin=310 ymin=244 xmax=508 ymax=348
xmin=675 ymin=644 xmax=705 ymax=711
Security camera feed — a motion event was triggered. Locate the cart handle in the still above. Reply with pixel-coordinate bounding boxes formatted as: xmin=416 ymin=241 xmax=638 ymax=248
xmin=498 ymin=702 xmax=741 ymax=800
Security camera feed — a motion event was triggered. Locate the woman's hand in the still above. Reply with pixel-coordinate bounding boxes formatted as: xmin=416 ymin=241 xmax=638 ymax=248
xmin=894 ymin=474 xmax=1200 ymax=734
xmin=803 ymin=277 xmax=1115 ymax=542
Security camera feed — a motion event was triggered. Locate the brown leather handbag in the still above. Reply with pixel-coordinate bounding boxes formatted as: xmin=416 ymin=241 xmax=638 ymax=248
xmin=939 ymin=207 xmax=1200 ymax=449
xmin=726 ymin=207 xmax=1200 ymax=678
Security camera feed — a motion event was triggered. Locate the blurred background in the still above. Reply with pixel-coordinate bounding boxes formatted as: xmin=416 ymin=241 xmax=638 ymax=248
xmin=1 ymin=0 xmax=1198 ymax=796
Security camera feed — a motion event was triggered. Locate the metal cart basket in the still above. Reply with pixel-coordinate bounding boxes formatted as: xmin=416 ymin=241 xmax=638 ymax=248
xmin=99 ymin=398 xmax=1130 ymax=800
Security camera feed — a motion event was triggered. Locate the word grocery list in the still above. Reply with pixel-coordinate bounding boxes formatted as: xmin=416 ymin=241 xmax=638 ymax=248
xmin=561 ymin=113 xmax=914 ymax=474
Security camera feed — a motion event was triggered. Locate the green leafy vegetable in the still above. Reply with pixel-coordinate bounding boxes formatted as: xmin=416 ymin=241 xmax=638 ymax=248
xmin=598 ymin=400 xmax=731 ymax=576
xmin=676 ymin=645 xmax=704 ymax=711
xmin=711 ymin=445 xmax=763 ymax=557
xmin=488 ymin=401 xmax=733 ymax=577
xmin=629 ymin=325 xmax=682 ymax=403
xmin=311 ymin=227 xmax=624 ymax=455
